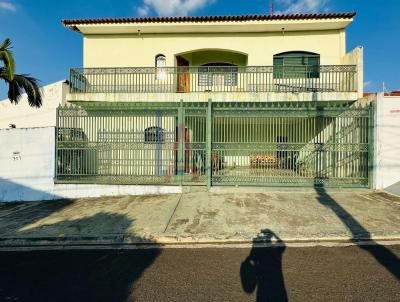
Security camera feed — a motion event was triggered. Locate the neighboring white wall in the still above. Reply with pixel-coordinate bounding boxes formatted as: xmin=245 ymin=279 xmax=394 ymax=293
xmin=375 ymin=93 xmax=400 ymax=191
xmin=0 ymin=80 xmax=69 ymax=129
xmin=0 ymin=127 xmax=56 ymax=201
xmin=0 ymin=127 xmax=181 ymax=202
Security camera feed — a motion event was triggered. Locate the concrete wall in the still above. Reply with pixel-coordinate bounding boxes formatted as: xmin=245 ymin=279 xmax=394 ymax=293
xmin=83 ymin=30 xmax=346 ymax=67
xmin=0 ymin=81 xmax=69 ymax=129
xmin=0 ymin=127 xmax=181 ymax=202
xmin=343 ymin=46 xmax=363 ymax=98
xmin=0 ymin=127 xmax=56 ymax=201
xmin=67 ymin=91 xmax=359 ymax=103
xmin=375 ymin=93 xmax=400 ymax=193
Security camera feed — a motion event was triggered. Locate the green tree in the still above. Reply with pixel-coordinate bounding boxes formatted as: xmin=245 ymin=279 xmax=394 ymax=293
xmin=0 ymin=38 xmax=42 ymax=107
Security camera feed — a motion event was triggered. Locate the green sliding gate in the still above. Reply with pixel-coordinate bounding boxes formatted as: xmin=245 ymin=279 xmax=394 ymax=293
xmin=56 ymin=101 xmax=373 ymax=188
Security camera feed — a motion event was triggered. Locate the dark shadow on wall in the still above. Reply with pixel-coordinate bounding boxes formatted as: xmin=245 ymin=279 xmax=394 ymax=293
xmin=0 ymin=212 xmax=161 ymax=302
xmin=384 ymin=181 xmax=400 ymax=197
xmin=240 ymin=229 xmax=288 ymax=302
xmin=0 ymin=177 xmax=62 ymax=202
xmin=315 ymin=186 xmax=400 ymax=280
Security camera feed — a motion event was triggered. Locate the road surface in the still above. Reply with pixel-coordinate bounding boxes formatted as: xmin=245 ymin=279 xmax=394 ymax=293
xmin=0 ymin=245 xmax=399 ymax=301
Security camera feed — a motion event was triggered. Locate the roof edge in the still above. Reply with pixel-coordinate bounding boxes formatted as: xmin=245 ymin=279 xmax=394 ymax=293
xmin=62 ymin=12 xmax=356 ymax=28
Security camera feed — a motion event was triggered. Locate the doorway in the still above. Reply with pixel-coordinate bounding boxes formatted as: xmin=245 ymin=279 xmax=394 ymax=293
xmin=176 ymin=56 xmax=190 ymax=93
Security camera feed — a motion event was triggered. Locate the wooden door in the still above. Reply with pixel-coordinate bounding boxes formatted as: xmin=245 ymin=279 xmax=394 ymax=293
xmin=176 ymin=56 xmax=190 ymax=93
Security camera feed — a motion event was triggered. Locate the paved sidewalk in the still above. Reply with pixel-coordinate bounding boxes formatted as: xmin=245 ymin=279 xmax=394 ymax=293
xmin=1 ymin=188 xmax=400 ymax=247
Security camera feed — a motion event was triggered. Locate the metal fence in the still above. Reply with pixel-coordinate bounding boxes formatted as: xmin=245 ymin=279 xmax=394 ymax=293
xmin=70 ymin=65 xmax=358 ymax=94
xmin=56 ymin=101 xmax=372 ymax=187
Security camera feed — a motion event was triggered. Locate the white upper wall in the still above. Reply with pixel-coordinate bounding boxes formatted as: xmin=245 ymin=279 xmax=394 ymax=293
xmin=0 ymin=80 xmax=69 ymax=129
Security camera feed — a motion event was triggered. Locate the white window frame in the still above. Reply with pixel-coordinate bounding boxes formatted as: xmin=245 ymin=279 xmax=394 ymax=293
xmin=155 ymin=54 xmax=167 ymax=81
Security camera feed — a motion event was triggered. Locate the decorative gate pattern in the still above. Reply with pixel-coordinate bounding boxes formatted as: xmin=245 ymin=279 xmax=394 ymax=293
xmin=56 ymin=101 xmax=372 ymax=187
xmin=56 ymin=104 xmax=179 ymax=184
xmin=211 ymin=102 xmax=371 ymax=187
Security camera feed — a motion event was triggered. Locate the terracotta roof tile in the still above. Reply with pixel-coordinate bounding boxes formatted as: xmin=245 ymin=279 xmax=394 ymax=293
xmin=385 ymin=91 xmax=400 ymax=96
xmin=62 ymin=12 xmax=356 ymax=27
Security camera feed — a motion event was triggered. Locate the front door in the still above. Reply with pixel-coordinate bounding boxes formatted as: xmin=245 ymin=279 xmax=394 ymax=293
xmin=176 ymin=56 xmax=190 ymax=93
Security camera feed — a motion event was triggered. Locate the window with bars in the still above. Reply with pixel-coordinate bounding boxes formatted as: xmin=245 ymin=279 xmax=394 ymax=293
xmin=273 ymin=51 xmax=320 ymax=79
xmin=144 ymin=126 xmax=164 ymax=143
xmin=155 ymin=54 xmax=167 ymax=80
xmin=198 ymin=63 xmax=238 ymax=86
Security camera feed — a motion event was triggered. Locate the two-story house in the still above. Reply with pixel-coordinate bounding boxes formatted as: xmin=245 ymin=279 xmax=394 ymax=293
xmin=57 ymin=12 xmax=372 ymax=188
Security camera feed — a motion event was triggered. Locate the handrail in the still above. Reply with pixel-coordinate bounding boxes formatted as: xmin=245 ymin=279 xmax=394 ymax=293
xmin=70 ymin=65 xmax=358 ymax=94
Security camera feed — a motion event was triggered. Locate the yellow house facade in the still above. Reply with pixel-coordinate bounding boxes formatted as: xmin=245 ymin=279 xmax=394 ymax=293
xmin=64 ymin=13 xmax=363 ymax=103
xmin=57 ymin=13 xmax=372 ymax=189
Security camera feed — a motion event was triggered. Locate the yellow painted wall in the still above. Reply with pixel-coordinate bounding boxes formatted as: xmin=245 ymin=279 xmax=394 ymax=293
xmin=180 ymin=50 xmax=248 ymax=66
xmin=83 ymin=29 xmax=346 ymax=67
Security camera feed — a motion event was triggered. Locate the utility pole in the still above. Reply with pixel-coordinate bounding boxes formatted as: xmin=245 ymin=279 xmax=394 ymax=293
xmin=269 ymin=0 xmax=274 ymax=15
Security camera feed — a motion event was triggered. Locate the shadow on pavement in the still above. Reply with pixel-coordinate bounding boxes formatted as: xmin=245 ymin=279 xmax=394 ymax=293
xmin=0 ymin=199 xmax=75 ymax=237
xmin=240 ymin=229 xmax=288 ymax=302
xmin=315 ymin=186 xmax=400 ymax=280
xmin=0 ymin=213 xmax=161 ymax=302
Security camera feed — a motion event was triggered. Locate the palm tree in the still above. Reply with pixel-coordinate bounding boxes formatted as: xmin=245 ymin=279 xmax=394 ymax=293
xmin=0 ymin=38 xmax=42 ymax=108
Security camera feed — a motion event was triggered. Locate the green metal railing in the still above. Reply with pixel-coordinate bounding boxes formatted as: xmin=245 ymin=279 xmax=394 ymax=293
xmin=70 ymin=65 xmax=358 ymax=94
xmin=56 ymin=101 xmax=371 ymax=187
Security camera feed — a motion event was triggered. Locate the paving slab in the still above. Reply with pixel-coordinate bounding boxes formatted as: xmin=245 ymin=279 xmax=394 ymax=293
xmin=0 ymin=189 xmax=399 ymax=247
xmin=0 ymin=194 xmax=180 ymax=241
xmin=163 ymin=190 xmax=400 ymax=242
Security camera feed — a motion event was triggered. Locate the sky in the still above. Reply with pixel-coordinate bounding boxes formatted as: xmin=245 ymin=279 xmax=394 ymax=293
xmin=0 ymin=0 xmax=399 ymax=98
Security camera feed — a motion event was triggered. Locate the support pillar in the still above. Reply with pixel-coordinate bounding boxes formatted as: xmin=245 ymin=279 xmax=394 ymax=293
xmin=206 ymin=99 xmax=212 ymax=190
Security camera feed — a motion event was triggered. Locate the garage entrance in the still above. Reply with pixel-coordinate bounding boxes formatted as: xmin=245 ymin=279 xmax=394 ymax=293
xmin=56 ymin=101 xmax=372 ymax=188
xmin=210 ymin=102 xmax=371 ymax=187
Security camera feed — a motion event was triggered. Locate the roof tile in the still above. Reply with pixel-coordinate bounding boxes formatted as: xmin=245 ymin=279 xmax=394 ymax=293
xmin=62 ymin=12 xmax=356 ymax=27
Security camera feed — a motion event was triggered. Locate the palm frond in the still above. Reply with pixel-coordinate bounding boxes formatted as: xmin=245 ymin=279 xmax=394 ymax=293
xmin=7 ymin=74 xmax=43 ymax=108
xmin=0 ymin=38 xmax=12 ymax=50
xmin=0 ymin=38 xmax=15 ymax=80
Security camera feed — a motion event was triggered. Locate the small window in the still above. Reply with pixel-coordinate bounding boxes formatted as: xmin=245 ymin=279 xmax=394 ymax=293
xmin=273 ymin=51 xmax=320 ymax=79
xmin=198 ymin=63 xmax=238 ymax=87
xmin=144 ymin=126 xmax=164 ymax=143
xmin=155 ymin=54 xmax=167 ymax=80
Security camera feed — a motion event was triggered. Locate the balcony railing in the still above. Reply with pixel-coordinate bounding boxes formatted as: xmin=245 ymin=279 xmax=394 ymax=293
xmin=70 ymin=65 xmax=357 ymax=94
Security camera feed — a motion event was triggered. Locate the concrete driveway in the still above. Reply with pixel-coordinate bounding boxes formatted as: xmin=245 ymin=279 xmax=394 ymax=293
xmin=0 ymin=188 xmax=399 ymax=247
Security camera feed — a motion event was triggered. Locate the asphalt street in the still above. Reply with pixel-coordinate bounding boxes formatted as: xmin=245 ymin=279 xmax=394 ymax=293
xmin=0 ymin=245 xmax=399 ymax=302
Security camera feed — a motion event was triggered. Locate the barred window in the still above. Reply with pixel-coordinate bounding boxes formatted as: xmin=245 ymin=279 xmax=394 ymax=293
xmin=198 ymin=63 xmax=238 ymax=87
xmin=155 ymin=54 xmax=167 ymax=80
xmin=144 ymin=126 xmax=164 ymax=143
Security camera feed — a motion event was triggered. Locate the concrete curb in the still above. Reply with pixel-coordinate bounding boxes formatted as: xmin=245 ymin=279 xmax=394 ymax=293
xmin=1 ymin=235 xmax=400 ymax=250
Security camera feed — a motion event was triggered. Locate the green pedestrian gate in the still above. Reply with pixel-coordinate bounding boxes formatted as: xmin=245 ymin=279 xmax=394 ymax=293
xmin=56 ymin=101 xmax=373 ymax=188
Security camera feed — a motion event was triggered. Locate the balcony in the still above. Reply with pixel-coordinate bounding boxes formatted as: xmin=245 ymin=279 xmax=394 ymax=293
xmin=68 ymin=65 xmax=358 ymax=103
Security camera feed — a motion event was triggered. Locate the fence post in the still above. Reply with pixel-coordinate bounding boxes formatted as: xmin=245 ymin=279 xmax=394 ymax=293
xmin=368 ymin=102 xmax=376 ymax=189
xmin=332 ymin=118 xmax=337 ymax=178
xmin=178 ymin=100 xmax=184 ymax=185
xmin=114 ymin=68 xmax=117 ymax=93
xmin=206 ymin=98 xmax=212 ymax=190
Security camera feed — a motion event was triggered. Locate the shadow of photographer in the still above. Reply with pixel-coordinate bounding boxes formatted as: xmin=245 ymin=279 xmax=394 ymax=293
xmin=240 ymin=229 xmax=288 ymax=302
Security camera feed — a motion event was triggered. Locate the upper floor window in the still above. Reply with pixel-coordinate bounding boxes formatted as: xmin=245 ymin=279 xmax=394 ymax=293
xmin=144 ymin=126 xmax=164 ymax=144
xmin=273 ymin=51 xmax=320 ymax=79
xmin=155 ymin=54 xmax=167 ymax=80
xmin=198 ymin=63 xmax=238 ymax=87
